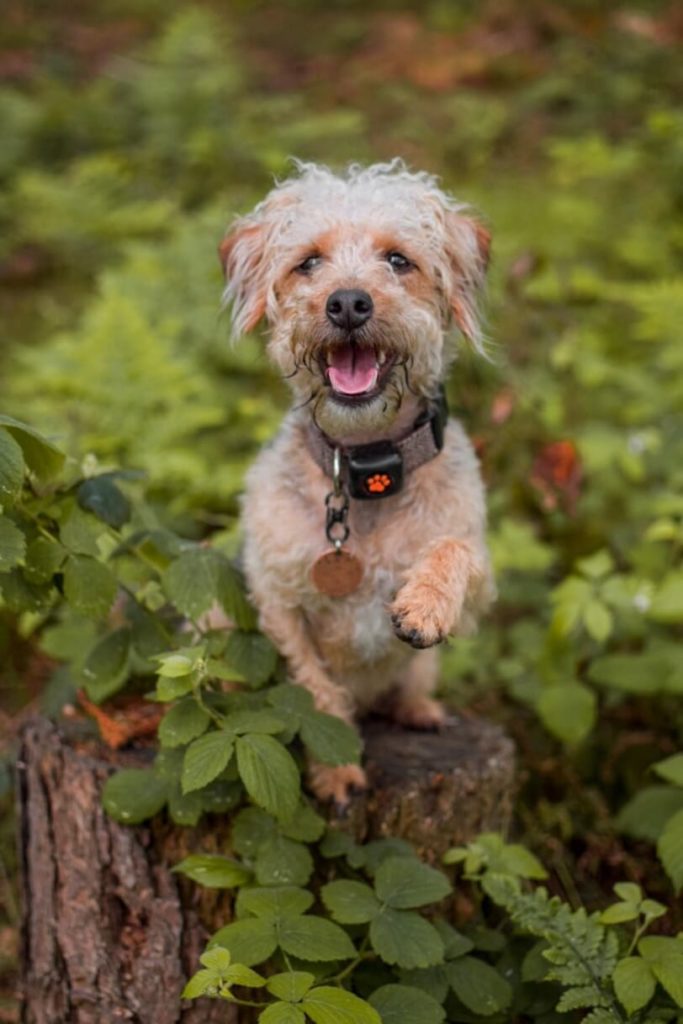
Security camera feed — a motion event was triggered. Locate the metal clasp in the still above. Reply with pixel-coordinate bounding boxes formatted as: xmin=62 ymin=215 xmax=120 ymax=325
xmin=324 ymin=447 xmax=350 ymax=551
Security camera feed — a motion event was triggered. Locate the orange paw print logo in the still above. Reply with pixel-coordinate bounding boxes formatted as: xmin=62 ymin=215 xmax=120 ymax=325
xmin=366 ymin=473 xmax=392 ymax=494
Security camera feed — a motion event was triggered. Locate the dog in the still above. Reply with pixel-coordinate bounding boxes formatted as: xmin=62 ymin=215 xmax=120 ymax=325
xmin=220 ymin=160 xmax=495 ymax=804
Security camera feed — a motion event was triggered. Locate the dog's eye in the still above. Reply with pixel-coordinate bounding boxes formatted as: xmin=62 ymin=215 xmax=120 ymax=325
xmin=295 ymin=254 xmax=322 ymax=274
xmin=386 ymin=251 xmax=413 ymax=273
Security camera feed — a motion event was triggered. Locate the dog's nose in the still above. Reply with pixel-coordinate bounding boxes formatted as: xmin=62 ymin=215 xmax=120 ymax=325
xmin=325 ymin=289 xmax=374 ymax=330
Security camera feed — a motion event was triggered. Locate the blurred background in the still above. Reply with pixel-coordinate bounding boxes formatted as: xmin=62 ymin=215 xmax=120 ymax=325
xmin=1 ymin=0 xmax=682 ymax=1018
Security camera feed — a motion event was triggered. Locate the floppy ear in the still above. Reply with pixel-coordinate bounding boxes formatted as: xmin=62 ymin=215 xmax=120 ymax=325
xmin=444 ymin=213 xmax=491 ymax=352
xmin=219 ymin=219 xmax=268 ymax=336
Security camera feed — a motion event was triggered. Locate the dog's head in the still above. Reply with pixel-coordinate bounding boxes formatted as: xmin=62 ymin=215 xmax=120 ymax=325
xmin=220 ymin=160 xmax=490 ymax=437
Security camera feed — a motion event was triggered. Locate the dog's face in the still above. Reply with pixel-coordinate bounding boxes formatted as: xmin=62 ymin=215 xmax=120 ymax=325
xmin=220 ymin=162 xmax=489 ymax=437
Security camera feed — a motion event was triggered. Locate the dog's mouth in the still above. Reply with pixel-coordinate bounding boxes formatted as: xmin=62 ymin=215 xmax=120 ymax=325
xmin=322 ymin=342 xmax=396 ymax=403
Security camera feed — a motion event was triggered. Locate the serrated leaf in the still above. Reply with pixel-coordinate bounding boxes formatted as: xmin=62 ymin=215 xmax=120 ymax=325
xmin=63 ymin=554 xmax=117 ymax=619
xmin=657 ymin=809 xmax=683 ymax=892
xmin=256 ymin=835 xmax=313 ymax=887
xmin=225 ymin=629 xmax=278 ymax=688
xmin=232 ymin=807 xmax=278 ymax=858
xmin=278 ymin=916 xmax=356 ymax=962
xmin=0 ymin=415 xmax=64 ymax=481
xmin=374 ymin=856 xmax=451 ymax=909
xmin=225 ymin=709 xmax=286 ymax=735
xmin=158 ymin=698 xmax=210 ymax=748
xmin=268 ymin=685 xmax=315 ymax=718
xmin=613 ymin=957 xmax=656 ymax=1016
xmin=236 ymin=886 xmax=314 ymax=920
xmin=281 ymin=804 xmax=325 ymax=843
xmin=77 ymin=476 xmax=131 ymax=528
xmin=200 ymin=947 xmax=232 ymax=971
xmin=617 ymin=786 xmax=683 ymax=841
xmin=301 ymin=986 xmax=381 ymax=1024
xmin=433 ymin=920 xmax=474 ymax=959
xmin=321 ymin=880 xmax=380 ymax=924
xmin=370 ymin=909 xmax=444 ymax=969
xmin=0 ymin=429 xmax=24 ymax=503
xmin=23 ymin=536 xmax=65 ymax=583
xmin=182 ymin=731 xmax=235 ymax=794
xmin=210 ymin=917 xmax=278 ymax=966
xmin=266 ymin=971 xmax=315 ymax=1002
xmin=369 ymin=984 xmax=445 ymax=1024
xmin=102 ymin=768 xmax=167 ymax=824
xmin=236 ymin=734 xmax=300 ymax=823
xmin=81 ymin=626 xmax=131 ymax=702
xmin=164 ymin=548 xmax=221 ymax=620
xmin=181 ymin=968 xmax=217 ymax=999
xmin=0 ymin=517 xmax=26 ymax=572
xmin=173 ymin=854 xmax=251 ymax=889
xmin=299 ymin=712 xmax=361 ymax=766
xmin=59 ymin=502 xmax=103 ymax=556
xmin=651 ymin=955 xmax=683 ymax=1007
xmin=215 ymin=558 xmax=258 ymax=630
xmin=260 ymin=1004 xmax=306 ymax=1024
xmin=537 ymin=683 xmax=596 ymax=745
xmin=652 ymin=753 xmax=683 ymax=787
xmin=446 ymin=956 xmax=512 ymax=1015
xmin=223 ymin=963 xmax=268 ymax=987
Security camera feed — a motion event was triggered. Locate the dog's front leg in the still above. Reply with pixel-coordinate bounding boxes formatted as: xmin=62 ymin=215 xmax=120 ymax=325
xmin=258 ymin=603 xmax=367 ymax=805
xmin=390 ymin=538 xmax=481 ymax=650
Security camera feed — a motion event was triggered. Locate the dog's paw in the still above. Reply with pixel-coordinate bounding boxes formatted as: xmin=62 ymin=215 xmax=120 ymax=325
xmin=390 ymin=586 xmax=450 ymax=648
xmin=390 ymin=695 xmax=446 ymax=731
xmin=308 ymin=763 xmax=367 ymax=809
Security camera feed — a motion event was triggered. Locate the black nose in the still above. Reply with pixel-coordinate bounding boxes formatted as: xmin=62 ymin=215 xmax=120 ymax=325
xmin=325 ymin=289 xmax=374 ymax=330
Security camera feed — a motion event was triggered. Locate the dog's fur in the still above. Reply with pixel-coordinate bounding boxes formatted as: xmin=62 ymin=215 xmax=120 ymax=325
xmin=220 ymin=161 xmax=495 ymax=803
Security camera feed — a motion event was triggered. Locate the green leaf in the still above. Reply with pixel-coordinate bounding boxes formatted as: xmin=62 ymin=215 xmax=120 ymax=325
xmin=63 ymin=554 xmax=117 ymax=619
xmin=301 ymin=986 xmax=381 ymax=1024
xmin=163 ymin=548 xmax=221 ymax=620
xmin=0 ymin=517 xmax=26 ymax=572
xmin=222 ymin=963 xmax=268 ymax=987
xmin=374 ymin=856 xmax=451 ymax=909
xmin=613 ymin=957 xmax=656 ymax=1016
xmin=0 ymin=415 xmax=64 ymax=481
xmin=657 ymin=809 xmax=683 ymax=892
xmin=232 ymin=807 xmax=278 ymax=858
xmin=255 ymin=835 xmax=313 ymax=887
xmin=23 ymin=536 xmax=65 ymax=583
xmin=182 ymin=731 xmax=235 ymax=794
xmin=617 ymin=786 xmax=683 ymax=841
xmin=266 ymin=971 xmax=315 ymax=1002
xmin=651 ymin=955 xmax=683 ymax=1007
xmin=600 ymin=902 xmax=640 ymax=925
xmin=209 ymin=918 xmax=278 ymax=966
xmin=236 ymin=886 xmax=314 ymax=920
xmin=181 ymin=968 xmax=217 ymax=999
xmin=321 ymin=880 xmax=380 ymax=924
xmin=649 ymin=574 xmax=683 ymax=623
xmin=0 ymin=430 xmax=24 ymax=504
xmin=225 ymin=629 xmax=278 ymax=688
xmin=281 ymin=804 xmax=326 ymax=843
xmin=236 ymin=734 xmax=300 ymax=823
xmin=299 ymin=712 xmax=362 ymax=766
xmin=216 ymin=559 xmax=258 ymax=630
xmin=537 ymin=683 xmax=596 ymax=745
xmin=369 ymin=984 xmax=445 ymax=1024
xmin=225 ymin=709 xmax=287 ymax=735
xmin=59 ymin=502 xmax=103 ymax=556
xmin=81 ymin=627 xmax=131 ymax=702
xmin=199 ymin=947 xmax=232 ymax=971
xmin=652 ymin=753 xmax=683 ymax=787
xmin=588 ymin=653 xmax=666 ymax=694
xmin=613 ymin=882 xmax=642 ymax=903
xmin=157 ymin=651 xmax=199 ymax=677
xmin=278 ymin=916 xmax=357 ymax=962
xmin=102 ymin=769 xmax=167 ymax=824
xmin=260 ymin=1004 xmax=306 ymax=1024
xmin=446 ymin=956 xmax=512 ymax=1016
xmin=167 ymin=787 xmax=204 ymax=826
xmin=583 ymin=599 xmax=613 ymax=642
xmin=173 ymin=854 xmax=251 ymax=889
xmin=497 ymin=844 xmax=548 ymax=879
xmin=159 ymin=698 xmax=210 ymax=748
xmin=577 ymin=550 xmax=614 ymax=579
xmin=77 ymin=476 xmax=131 ymax=528
xmin=370 ymin=909 xmax=444 ymax=969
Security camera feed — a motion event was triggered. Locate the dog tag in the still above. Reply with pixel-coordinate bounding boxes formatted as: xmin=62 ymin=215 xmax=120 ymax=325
xmin=311 ymin=549 xmax=363 ymax=598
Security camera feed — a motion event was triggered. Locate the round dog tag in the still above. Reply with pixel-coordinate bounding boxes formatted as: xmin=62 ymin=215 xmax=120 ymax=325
xmin=311 ymin=549 xmax=363 ymax=598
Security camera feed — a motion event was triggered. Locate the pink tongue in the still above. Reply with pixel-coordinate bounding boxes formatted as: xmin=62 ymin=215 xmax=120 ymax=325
xmin=327 ymin=344 xmax=378 ymax=395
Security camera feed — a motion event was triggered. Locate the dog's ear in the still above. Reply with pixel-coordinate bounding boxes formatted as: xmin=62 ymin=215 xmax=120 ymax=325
xmin=219 ymin=219 xmax=268 ymax=336
xmin=444 ymin=213 xmax=491 ymax=352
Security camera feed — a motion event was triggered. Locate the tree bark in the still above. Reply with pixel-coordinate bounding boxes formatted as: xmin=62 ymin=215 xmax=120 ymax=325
xmin=18 ymin=714 xmax=515 ymax=1024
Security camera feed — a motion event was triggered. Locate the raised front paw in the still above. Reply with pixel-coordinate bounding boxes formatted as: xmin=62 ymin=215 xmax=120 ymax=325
xmin=390 ymin=584 xmax=451 ymax=649
xmin=307 ymin=763 xmax=367 ymax=809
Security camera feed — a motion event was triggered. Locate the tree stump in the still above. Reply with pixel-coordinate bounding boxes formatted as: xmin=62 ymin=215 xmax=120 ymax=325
xmin=18 ymin=714 xmax=515 ymax=1024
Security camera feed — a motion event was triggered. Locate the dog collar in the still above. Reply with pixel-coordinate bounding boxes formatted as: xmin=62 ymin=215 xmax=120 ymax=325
xmin=306 ymin=389 xmax=448 ymax=501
